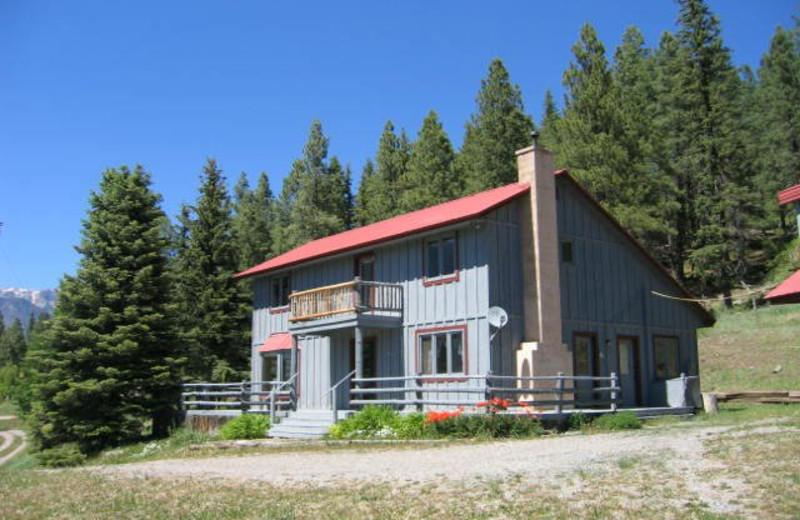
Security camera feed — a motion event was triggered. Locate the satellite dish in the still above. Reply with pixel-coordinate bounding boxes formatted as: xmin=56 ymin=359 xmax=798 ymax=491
xmin=487 ymin=306 xmax=509 ymax=329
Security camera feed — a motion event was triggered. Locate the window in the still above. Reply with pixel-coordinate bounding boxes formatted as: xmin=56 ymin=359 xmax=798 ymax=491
xmin=573 ymin=333 xmax=598 ymax=377
xmin=561 ymin=241 xmax=573 ymax=263
xmin=261 ymin=352 xmax=290 ymax=382
xmin=418 ymin=328 xmax=465 ymax=376
xmin=424 ymin=234 xmax=458 ymax=283
xmin=653 ymin=336 xmax=680 ymax=380
xmin=271 ymin=274 xmax=291 ymax=307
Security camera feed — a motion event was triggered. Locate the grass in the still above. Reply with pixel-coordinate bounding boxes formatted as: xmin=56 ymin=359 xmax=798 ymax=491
xmin=0 ymin=400 xmax=16 ymax=416
xmin=2 ymin=419 xmax=798 ymax=519
xmin=698 ymin=303 xmax=800 ymax=391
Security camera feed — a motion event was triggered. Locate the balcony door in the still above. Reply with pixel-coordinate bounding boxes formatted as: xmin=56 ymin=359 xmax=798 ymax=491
xmin=354 ymin=253 xmax=375 ymax=308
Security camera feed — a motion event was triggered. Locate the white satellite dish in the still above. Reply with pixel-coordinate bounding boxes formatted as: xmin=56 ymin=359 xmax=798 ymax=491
xmin=487 ymin=306 xmax=509 ymax=329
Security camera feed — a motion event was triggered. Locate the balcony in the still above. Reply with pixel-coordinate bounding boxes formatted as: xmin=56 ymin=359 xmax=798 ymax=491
xmin=288 ymin=279 xmax=403 ymax=333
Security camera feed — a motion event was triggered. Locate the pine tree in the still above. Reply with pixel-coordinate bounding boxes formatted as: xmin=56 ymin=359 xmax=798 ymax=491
xmin=398 ymin=111 xmax=456 ymax=212
xmin=539 ymin=90 xmax=561 ymax=150
xmin=0 ymin=318 xmax=26 ymax=367
xmin=29 ymin=166 xmax=180 ymax=452
xmin=355 ymin=122 xmax=411 ymax=225
xmin=755 ymin=25 xmax=800 ymax=232
xmin=673 ymin=0 xmax=756 ymax=301
xmin=172 ymin=159 xmax=249 ymax=381
xmin=456 ymin=59 xmax=534 ymax=194
xmin=273 ymin=121 xmax=352 ymax=252
xmin=232 ymin=172 xmax=274 ymax=270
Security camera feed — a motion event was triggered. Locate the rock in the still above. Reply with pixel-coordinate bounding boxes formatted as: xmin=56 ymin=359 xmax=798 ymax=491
xmin=772 ymin=365 xmax=783 ymax=374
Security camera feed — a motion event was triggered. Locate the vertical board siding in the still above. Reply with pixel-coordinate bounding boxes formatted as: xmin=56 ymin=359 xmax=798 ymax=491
xmin=556 ymin=178 xmax=705 ymax=406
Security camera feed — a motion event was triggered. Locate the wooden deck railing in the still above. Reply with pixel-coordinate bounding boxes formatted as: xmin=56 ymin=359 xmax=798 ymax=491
xmin=182 ymin=376 xmax=297 ymax=423
xmin=347 ymin=373 xmax=621 ymax=413
xmin=289 ymin=279 xmax=403 ymax=322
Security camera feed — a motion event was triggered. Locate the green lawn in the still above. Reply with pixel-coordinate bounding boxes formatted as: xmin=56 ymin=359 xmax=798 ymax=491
xmin=699 ymin=303 xmax=800 ymax=391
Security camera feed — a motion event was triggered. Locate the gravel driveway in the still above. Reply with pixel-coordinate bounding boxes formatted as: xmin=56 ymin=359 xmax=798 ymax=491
xmin=91 ymin=425 xmax=736 ymax=486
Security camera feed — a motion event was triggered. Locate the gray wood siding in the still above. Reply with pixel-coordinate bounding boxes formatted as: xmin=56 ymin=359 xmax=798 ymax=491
xmin=555 ymin=177 xmax=706 ymax=405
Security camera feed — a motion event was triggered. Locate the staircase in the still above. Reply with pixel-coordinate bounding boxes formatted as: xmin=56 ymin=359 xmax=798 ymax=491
xmin=268 ymin=409 xmax=350 ymax=439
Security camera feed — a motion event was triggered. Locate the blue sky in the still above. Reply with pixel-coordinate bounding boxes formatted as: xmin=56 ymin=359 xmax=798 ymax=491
xmin=0 ymin=0 xmax=796 ymax=289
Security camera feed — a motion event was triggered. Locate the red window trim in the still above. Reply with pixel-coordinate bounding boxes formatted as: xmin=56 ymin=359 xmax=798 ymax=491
xmin=269 ymin=305 xmax=290 ymax=315
xmin=414 ymin=324 xmax=469 ymax=381
xmin=422 ymin=233 xmax=460 ymax=287
xmin=652 ymin=334 xmax=681 ymax=381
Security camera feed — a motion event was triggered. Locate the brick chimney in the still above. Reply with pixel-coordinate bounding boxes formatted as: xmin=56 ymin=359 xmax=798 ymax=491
xmin=515 ymin=144 xmax=572 ymax=384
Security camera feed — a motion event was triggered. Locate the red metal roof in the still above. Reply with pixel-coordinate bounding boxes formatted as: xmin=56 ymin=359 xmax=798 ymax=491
xmin=778 ymin=184 xmax=800 ymax=206
xmin=259 ymin=333 xmax=292 ymax=353
xmin=235 ymin=182 xmax=531 ymax=279
xmin=765 ymin=270 xmax=800 ymax=304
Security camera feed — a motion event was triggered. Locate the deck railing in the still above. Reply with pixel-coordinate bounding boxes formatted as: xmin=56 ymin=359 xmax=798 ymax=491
xmin=182 ymin=377 xmax=296 ymax=422
xmin=347 ymin=372 xmax=621 ymax=413
xmin=289 ymin=279 xmax=403 ymax=322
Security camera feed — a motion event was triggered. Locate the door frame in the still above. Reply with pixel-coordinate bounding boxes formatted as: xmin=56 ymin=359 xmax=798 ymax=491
xmin=616 ymin=335 xmax=643 ymax=407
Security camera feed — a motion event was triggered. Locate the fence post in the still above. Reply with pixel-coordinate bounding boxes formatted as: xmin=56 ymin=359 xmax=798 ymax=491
xmin=240 ymin=381 xmax=249 ymax=415
xmin=269 ymin=387 xmax=276 ymax=425
xmin=556 ymin=372 xmax=564 ymax=414
xmin=415 ymin=372 xmax=423 ymax=412
xmin=332 ymin=384 xmax=338 ymax=425
xmin=610 ymin=372 xmax=618 ymax=412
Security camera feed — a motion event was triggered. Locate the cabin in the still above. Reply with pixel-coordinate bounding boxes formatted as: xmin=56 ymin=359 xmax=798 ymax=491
xmin=232 ymin=145 xmax=714 ymax=437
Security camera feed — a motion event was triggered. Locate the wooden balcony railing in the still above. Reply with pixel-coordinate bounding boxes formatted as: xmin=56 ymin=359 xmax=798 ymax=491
xmin=289 ymin=279 xmax=403 ymax=322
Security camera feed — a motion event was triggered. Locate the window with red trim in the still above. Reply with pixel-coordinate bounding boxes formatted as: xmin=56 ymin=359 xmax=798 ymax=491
xmin=419 ymin=329 xmax=464 ymax=376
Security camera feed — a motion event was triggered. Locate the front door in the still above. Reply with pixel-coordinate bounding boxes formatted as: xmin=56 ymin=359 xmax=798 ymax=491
xmin=617 ymin=336 xmax=642 ymax=407
xmin=349 ymin=337 xmax=377 ymax=402
xmin=573 ymin=333 xmax=600 ymax=406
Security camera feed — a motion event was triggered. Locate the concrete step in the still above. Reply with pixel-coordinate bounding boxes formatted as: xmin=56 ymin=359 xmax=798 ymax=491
xmin=268 ymin=409 xmax=345 ymax=439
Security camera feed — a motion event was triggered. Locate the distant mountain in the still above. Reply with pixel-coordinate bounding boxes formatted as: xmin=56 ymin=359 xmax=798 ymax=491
xmin=0 ymin=288 xmax=57 ymax=328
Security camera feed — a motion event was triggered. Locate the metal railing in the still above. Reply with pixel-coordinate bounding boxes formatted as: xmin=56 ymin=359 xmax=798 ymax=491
xmin=289 ymin=278 xmax=402 ymax=322
xmin=348 ymin=372 xmax=621 ymax=413
xmin=181 ymin=377 xmax=297 ymax=419
xmin=320 ymin=369 xmax=357 ymax=425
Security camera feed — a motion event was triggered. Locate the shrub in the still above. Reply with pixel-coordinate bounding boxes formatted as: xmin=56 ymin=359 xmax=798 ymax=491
xmin=218 ymin=414 xmax=270 ymax=440
xmin=592 ymin=411 xmax=642 ymax=431
xmin=568 ymin=411 xmax=589 ymax=431
xmin=36 ymin=444 xmax=87 ymax=468
xmin=428 ymin=414 xmax=543 ymax=439
xmin=393 ymin=413 xmax=427 ymax=439
xmin=328 ymin=405 xmax=399 ymax=439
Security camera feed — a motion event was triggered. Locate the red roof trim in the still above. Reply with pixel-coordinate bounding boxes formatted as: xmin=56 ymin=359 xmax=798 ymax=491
xmin=554 ymin=169 xmax=715 ymax=326
xmin=765 ymin=270 xmax=800 ymax=304
xmin=778 ymin=184 xmax=800 ymax=206
xmin=258 ymin=333 xmax=292 ymax=353
xmin=235 ymin=183 xmax=530 ymax=279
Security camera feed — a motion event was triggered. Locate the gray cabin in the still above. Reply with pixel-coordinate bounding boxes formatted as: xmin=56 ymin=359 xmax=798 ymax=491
xmin=235 ymin=146 xmax=714 ymax=432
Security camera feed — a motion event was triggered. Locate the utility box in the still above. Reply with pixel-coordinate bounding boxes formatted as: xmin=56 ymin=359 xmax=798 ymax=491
xmin=666 ymin=374 xmax=701 ymax=408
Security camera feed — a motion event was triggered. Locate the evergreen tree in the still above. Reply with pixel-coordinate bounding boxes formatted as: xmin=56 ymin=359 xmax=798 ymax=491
xmin=556 ymin=24 xmax=663 ymax=240
xmin=756 ymin=25 xmax=800 ymax=232
xmin=29 ymin=166 xmax=180 ymax=452
xmin=672 ymin=0 xmax=756 ymax=301
xmin=0 ymin=318 xmax=26 ymax=367
xmin=456 ymin=59 xmax=534 ymax=194
xmin=232 ymin=172 xmax=274 ymax=270
xmin=539 ymin=90 xmax=561 ymax=150
xmin=172 ymin=159 xmax=249 ymax=380
xmin=355 ymin=122 xmax=411 ymax=225
xmin=0 ymin=310 xmax=4 ymax=345
xmin=273 ymin=121 xmax=352 ymax=252
xmin=398 ymin=111 xmax=456 ymax=212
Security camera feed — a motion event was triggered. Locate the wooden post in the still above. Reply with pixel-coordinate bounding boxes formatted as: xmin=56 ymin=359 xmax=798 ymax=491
xmin=354 ymin=326 xmax=364 ymax=396
xmin=240 ymin=381 xmax=249 ymax=415
xmin=610 ymin=372 xmax=618 ymax=412
xmin=269 ymin=386 xmax=276 ymax=425
xmin=556 ymin=372 xmax=564 ymax=414
xmin=414 ymin=372 xmax=423 ymax=412
xmin=702 ymin=393 xmax=719 ymax=414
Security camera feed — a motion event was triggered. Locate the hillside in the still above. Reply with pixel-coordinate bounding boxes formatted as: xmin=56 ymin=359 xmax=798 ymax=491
xmin=699 ymin=303 xmax=800 ymax=391
xmin=0 ymin=288 xmax=56 ymax=328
